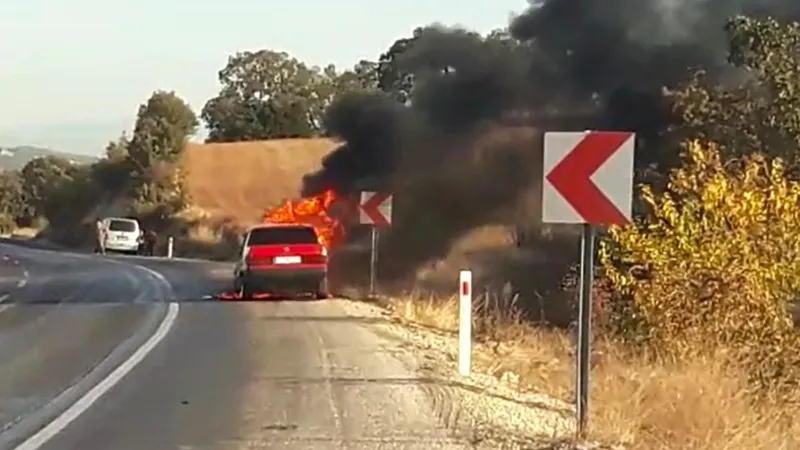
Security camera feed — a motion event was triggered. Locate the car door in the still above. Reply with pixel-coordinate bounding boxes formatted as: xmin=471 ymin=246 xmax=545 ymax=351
xmin=234 ymin=232 xmax=250 ymax=277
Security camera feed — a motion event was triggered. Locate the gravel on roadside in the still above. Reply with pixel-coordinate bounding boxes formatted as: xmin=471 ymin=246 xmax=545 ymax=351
xmin=335 ymin=299 xmax=623 ymax=450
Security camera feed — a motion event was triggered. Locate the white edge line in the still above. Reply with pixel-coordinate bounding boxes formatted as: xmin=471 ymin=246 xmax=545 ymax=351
xmin=0 ymin=295 xmax=10 ymax=314
xmin=14 ymin=303 xmax=179 ymax=450
xmin=12 ymin=266 xmax=179 ymax=450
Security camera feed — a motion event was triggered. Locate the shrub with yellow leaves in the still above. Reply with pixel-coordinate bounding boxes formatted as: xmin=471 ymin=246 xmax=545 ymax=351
xmin=599 ymin=140 xmax=800 ymax=388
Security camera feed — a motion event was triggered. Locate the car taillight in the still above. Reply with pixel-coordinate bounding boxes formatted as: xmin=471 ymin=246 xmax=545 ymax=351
xmin=246 ymin=250 xmax=269 ymax=265
xmin=303 ymin=254 xmax=327 ymax=264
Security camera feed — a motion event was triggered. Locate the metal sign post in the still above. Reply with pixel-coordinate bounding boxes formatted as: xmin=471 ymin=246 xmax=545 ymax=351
xmin=576 ymin=223 xmax=594 ymax=437
xmin=359 ymin=191 xmax=393 ymax=298
xmin=369 ymin=227 xmax=379 ymax=296
xmin=541 ymin=131 xmax=635 ymax=439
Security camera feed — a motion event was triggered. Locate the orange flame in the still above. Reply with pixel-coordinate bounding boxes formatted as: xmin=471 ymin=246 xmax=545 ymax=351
xmin=262 ymin=189 xmax=345 ymax=249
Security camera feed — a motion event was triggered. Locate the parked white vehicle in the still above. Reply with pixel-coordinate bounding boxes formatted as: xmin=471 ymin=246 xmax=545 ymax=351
xmin=102 ymin=217 xmax=142 ymax=254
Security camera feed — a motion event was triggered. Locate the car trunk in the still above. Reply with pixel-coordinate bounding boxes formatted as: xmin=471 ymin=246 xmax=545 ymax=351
xmin=247 ymin=244 xmax=324 ymax=266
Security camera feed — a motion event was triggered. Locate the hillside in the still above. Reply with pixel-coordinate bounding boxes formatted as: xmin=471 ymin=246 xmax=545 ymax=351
xmin=182 ymin=138 xmax=338 ymax=225
xmin=0 ymin=145 xmax=97 ymax=171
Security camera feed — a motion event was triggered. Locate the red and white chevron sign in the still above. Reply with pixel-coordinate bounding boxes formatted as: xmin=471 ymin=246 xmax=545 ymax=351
xmin=542 ymin=131 xmax=635 ymax=226
xmin=359 ymin=192 xmax=392 ymax=226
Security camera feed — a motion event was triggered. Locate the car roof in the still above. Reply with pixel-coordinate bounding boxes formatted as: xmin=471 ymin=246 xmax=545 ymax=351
xmin=247 ymin=223 xmax=315 ymax=232
xmin=106 ymin=217 xmax=138 ymax=222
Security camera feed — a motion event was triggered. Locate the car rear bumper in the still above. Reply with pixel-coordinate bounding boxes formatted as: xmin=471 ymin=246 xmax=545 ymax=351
xmin=104 ymin=240 xmax=139 ymax=251
xmin=241 ymin=266 xmax=326 ymax=292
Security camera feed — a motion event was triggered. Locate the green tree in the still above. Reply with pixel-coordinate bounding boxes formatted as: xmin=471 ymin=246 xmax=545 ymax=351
xmin=335 ymin=60 xmax=379 ymax=93
xmin=309 ymin=61 xmax=381 ymax=135
xmin=201 ymin=50 xmax=325 ymax=142
xmin=91 ymin=133 xmax=133 ymax=192
xmin=105 ymin=132 xmax=130 ymax=162
xmin=0 ymin=170 xmax=25 ymax=223
xmin=40 ymin=163 xmax=96 ymax=226
xmin=376 ymin=28 xmax=424 ymax=104
xmin=126 ymin=91 xmax=196 ymax=216
xmin=374 ymin=27 xmax=514 ymax=106
xmin=667 ymin=16 xmax=800 ymax=169
xmin=127 ymin=90 xmax=197 ymax=175
xmin=19 ymin=156 xmax=76 ymax=219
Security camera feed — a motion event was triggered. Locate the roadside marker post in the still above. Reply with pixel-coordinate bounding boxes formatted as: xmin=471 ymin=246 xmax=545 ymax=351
xmin=358 ymin=192 xmax=393 ymax=296
xmin=167 ymin=236 xmax=174 ymax=259
xmin=542 ymin=131 xmax=635 ymax=438
xmin=458 ymin=270 xmax=472 ymax=376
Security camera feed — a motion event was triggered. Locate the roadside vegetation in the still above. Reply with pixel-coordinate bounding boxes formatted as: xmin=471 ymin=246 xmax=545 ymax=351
xmin=375 ymin=15 xmax=800 ymax=450
xmin=1 ymin=8 xmax=800 ymax=449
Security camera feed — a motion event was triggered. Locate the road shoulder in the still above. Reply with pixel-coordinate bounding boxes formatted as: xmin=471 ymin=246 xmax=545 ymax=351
xmin=233 ymin=298 xmax=599 ymax=449
xmin=335 ymin=299 xmax=611 ymax=450
xmin=236 ymin=299 xmax=473 ymax=449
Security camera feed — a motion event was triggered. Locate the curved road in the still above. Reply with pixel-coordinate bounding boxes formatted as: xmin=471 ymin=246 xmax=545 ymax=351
xmin=0 ymin=241 xmax=471 ymax=450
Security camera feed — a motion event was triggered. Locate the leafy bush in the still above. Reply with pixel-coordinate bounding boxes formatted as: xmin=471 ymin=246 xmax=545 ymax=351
xmin=129 ymin=161 xmax=189 ymax=220
xmin=0 ymin=171 xmax=25 ymax=223
xmin=0 ymin=213 xmax=15 ymax=235
xmin=599 ymin=141 xmax=800 ymax=387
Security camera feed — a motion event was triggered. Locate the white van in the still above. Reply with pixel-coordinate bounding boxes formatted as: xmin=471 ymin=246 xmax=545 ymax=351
xmin=102 ymin=217 xmax=142 ymax=254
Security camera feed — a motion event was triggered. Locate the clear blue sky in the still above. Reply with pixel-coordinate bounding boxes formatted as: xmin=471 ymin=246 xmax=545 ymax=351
xmin=0 ymin=0 xmax=526 ymax=155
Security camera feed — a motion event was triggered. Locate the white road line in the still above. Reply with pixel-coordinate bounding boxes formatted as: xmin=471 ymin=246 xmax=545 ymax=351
xmin=16 ymin=279 xmax=25 ymax=288
xmin=13 ymin=302 xmax=180 ymax=450
xmin=11 ymin=258 xmax=178 ymax=450
xmin=0 ymin=293 xmax=11 ymax=314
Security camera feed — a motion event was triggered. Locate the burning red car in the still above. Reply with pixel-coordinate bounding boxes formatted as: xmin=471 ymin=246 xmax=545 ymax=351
xmin=233 ymin=223 xmax=329 ymax=299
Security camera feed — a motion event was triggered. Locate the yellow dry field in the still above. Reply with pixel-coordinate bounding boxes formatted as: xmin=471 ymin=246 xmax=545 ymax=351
xmin=182 ymin=138 xmax=338 ymax=226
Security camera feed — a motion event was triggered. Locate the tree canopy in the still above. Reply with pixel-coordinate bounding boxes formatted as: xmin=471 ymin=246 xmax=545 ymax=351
xmin=127 ymin=90 xmax=198 ymax=175
xmin=200 ymin=50 xmax=379 ymax=142
xmin=6 ymin=14 xmax=800 ymax=246
xmin=668 ymin=16 xmax=800 ymax=169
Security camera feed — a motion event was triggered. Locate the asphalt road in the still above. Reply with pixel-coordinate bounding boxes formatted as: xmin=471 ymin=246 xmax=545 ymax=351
xmin=0 ymin=241 xmax=471 ymax=450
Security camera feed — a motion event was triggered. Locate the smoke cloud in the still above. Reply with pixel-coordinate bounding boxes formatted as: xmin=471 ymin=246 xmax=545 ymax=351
xmin=305 ymin=0 xmax=800 ymax=280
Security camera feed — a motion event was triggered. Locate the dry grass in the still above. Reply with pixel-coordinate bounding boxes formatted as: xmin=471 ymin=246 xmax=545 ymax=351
xmin=8 ymin=227 xmax=39 ymax=239
xmin=173 ymin=221 xmax=240 ymax=260
xmin=186 ymin=223 xmax=223 ymax=245
xmin=182 ymin=138 xmax=338 ymax=227
xmin=169 ymin=138 xmax=338 ymax=260
xmin=379 ymin=292 xmax=800 ymax=450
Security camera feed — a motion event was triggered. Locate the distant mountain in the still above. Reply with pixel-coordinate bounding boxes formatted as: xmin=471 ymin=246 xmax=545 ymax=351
xmin=0 ymin=145 xmax=98 ymax=171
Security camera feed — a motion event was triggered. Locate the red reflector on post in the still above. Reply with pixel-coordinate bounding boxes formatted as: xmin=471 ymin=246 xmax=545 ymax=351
xmin=461 ymin=281 xmax=469 ymax=296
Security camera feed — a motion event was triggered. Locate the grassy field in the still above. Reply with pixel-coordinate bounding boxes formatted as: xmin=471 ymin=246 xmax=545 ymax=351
xmin=182 ymin=138 xmax=338 ymax=227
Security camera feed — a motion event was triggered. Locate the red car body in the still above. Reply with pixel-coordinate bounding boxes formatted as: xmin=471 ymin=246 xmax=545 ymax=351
xmin=233 ymin=223 xmax=328 ymax=299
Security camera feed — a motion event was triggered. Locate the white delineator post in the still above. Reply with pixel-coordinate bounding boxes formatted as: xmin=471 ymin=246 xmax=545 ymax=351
xmin=458 ymin=270 xmax=472 ymax=376
xmin=167 ymin=237 xmax=174 ymax=259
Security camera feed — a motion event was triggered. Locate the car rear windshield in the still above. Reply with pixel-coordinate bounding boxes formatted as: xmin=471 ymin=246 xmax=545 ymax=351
xmin=108 ymin=220 xmax=137 ymax=232
xmin=248 ymin=226 xmax=318 ymax=245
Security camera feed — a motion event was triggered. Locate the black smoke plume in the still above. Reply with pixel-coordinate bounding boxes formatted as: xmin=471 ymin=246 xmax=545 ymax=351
xmin=305 ymin=0 xmax=800 ymax=280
